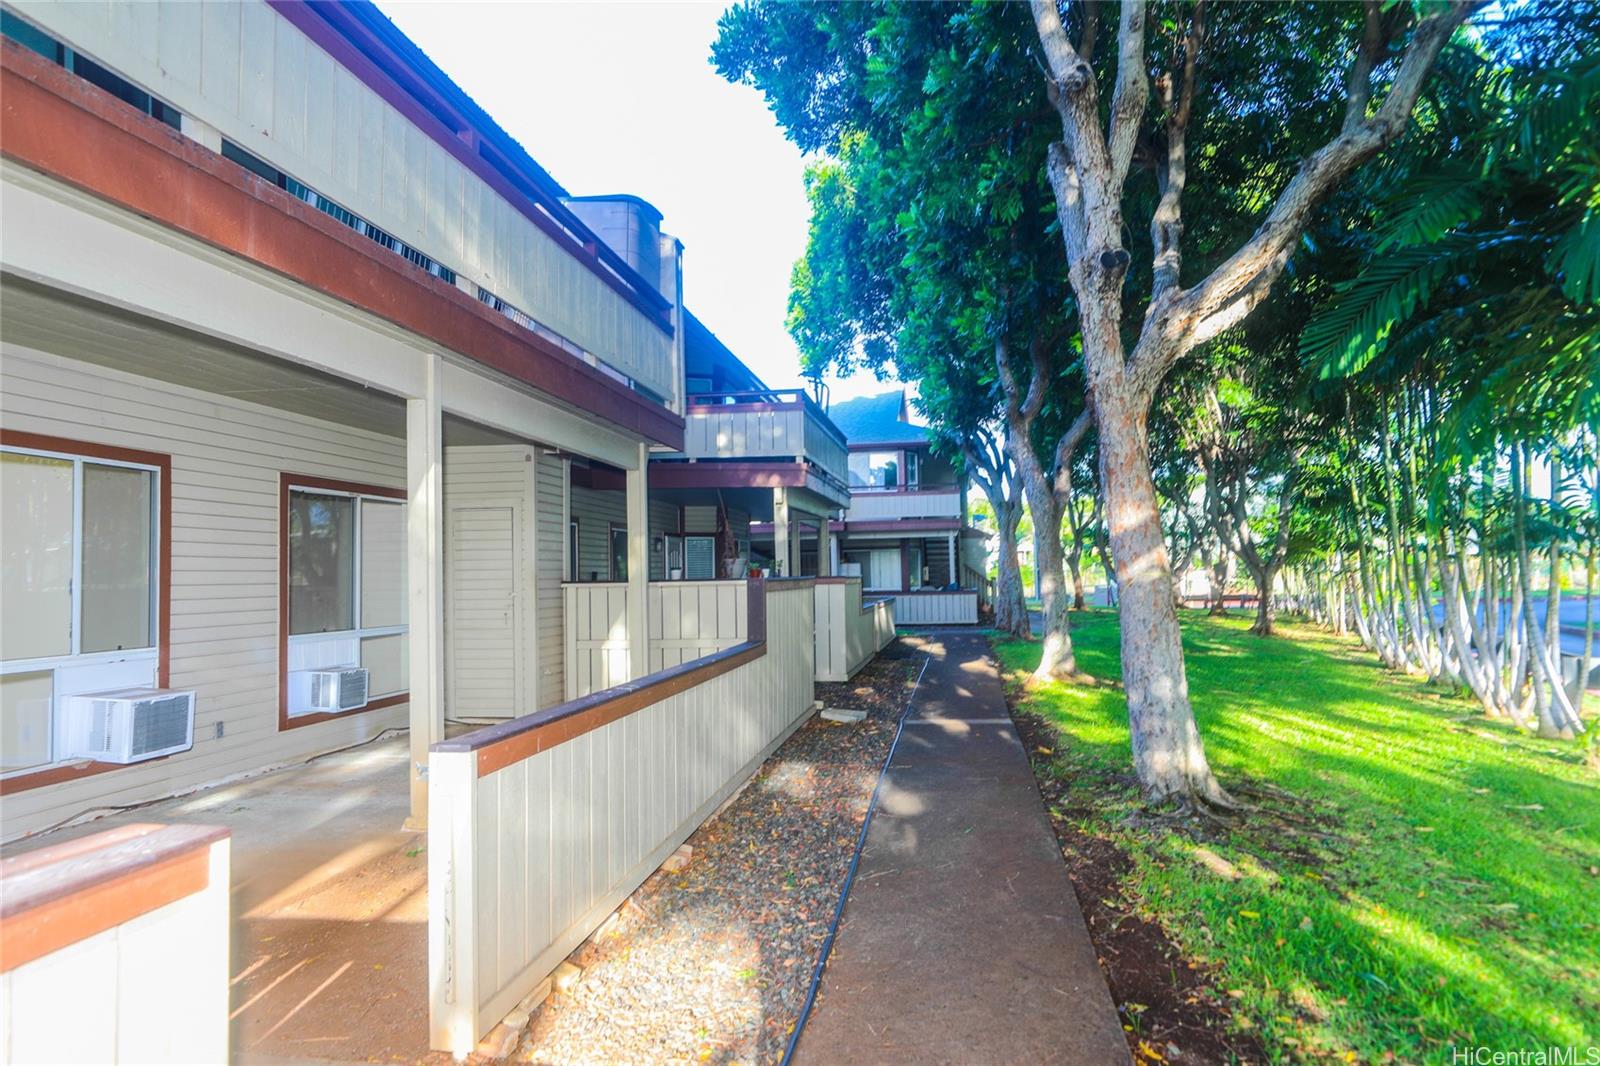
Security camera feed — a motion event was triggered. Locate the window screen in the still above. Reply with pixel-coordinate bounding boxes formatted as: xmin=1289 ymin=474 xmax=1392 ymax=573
xmin=359 ymin=499 xmax=407 ymax=628
xmin=80 ymin=463 xmax=154 ymax=653
xmin=685 ymin=536 xmax=716 ymax=581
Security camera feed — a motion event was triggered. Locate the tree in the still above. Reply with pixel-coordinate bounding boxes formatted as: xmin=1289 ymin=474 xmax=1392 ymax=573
xmin=719 ymin=1 xmax=1089 ymax=676
xmin=1294 ymin=15 xmax=1600 ymax=738
xmin=1028 ymin=0 xmax=1480 ymax=805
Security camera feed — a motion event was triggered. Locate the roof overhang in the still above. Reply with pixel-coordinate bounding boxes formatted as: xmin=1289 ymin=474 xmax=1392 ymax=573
xmin=0 ymin=42 xmax=684 ymax=449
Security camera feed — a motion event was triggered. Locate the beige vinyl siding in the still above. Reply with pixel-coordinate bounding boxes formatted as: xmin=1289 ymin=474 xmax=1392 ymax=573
xmin=8 ymin=0 xmax=676 ymax=399
xmin=533 ymin=454 xmax=565 ymax=710
xmin=646 ymin=499 xmax=680 ymax=580
xmin=0 ymin=344 xmax=408 ymax=841
xmin=569 ymin=484 xmax=625 ymax=582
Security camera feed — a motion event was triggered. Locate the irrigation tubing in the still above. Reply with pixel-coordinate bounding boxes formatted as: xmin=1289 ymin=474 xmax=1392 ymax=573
xmin=779 ymin=648 xmax=931 ymax=1066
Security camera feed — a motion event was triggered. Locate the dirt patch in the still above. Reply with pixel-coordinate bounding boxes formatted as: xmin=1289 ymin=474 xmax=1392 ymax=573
xmin=511 ymin=652 xmax=923 ymax=1065
xmin=1010 ymin=706 xmax=1268 ymax=1066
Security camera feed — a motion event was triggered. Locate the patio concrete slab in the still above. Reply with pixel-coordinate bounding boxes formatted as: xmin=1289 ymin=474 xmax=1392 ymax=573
xmin=795 ymin=632 xmax=1130 ymax=1066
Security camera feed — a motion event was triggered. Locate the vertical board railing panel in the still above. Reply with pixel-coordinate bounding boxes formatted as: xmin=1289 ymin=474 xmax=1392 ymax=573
xmin=431 ymin=582 xmax=816 ymax=1055
xmin=0 ymin=825 xmax=231 ymax=1064
xmin=567 ymin=581 xmax=751 ymax=693
xmin=893 ymin=591 xmax=979 ymax=626
xmin=813 ymin=580 xmax=898 ymax=682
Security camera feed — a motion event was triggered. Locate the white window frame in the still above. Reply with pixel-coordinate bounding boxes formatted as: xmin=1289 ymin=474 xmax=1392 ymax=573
xmin=0 ymin=444 xmax=161 ymax=677
xmin=285 ymin=485 xmax=408 ymax=705
xmin=1 ymin=444 xmax=162 ymax=777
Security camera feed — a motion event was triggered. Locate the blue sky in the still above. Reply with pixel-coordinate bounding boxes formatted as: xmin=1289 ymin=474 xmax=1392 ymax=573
xmin=378 ymin=1 xmax=896 ymax=405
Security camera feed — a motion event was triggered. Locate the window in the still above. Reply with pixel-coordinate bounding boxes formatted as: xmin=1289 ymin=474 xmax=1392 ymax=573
xmin=1 ymin=441 xmax=163 ymax=775
xmin=609 ymin=524 xmax=629 ymax=582
xmin=685 ymin=536 xmax=716 ymax=581
xmin=284 ymin=482 xmax=408 ymax=717
xmin=848 ymin=451 xmax=900 ymax=490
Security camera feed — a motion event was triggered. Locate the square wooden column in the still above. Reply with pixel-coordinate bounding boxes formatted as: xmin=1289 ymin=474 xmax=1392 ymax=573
xmin=406 ymin=353 xmax=446 ymax=831
xmin=772 ymin=487 xmax=791 ymax=577
xmin=626 ymin=443 xmax=650 ymax=680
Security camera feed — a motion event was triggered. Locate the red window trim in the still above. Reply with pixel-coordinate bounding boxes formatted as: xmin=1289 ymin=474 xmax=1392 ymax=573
xmin=278 ymin=473 xmax=408 ymax=732
xmin=0 ymin=430 xmax=173 ymax=796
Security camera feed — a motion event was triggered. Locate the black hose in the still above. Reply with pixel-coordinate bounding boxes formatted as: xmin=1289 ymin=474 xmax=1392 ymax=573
xmin=780 ymin=650 xmax=930 ymax=1066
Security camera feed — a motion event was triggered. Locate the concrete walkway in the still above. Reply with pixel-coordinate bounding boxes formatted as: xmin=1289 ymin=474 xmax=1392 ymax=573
xmin=796 ymin=631 xmax=1130 ymax=1065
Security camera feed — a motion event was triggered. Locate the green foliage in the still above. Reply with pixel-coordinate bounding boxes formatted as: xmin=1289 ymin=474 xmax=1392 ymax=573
xmin=994 ymin=612 xmax=1600 ymax=1063
xmin=1302 ymin=26 xmax=1600 ymax=458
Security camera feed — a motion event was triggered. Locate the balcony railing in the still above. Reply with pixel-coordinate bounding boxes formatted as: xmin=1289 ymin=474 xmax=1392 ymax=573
xmin=677 ymin=389 xmax=850 ymax=494
xmin=846 ymin=486 xmax=962 ymax=521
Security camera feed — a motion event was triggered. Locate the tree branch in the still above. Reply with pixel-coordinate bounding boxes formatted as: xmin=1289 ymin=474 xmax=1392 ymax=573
xmin=1079 ymin=0 xmax=1100 ymax=64
xmin=1107 ymin=0 xmax=1150 ymax=195
xmin=1129 ymin=0 xmax=1480 ymax=409
xmin=1149 ymin=0 xmax=1204 ymax=300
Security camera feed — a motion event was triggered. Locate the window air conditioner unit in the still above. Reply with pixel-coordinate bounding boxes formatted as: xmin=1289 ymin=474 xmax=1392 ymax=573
xmin=288 ymin=666 xmax=370 ymax=715
xmin=63 ymin=688 xmax=196 ymax=764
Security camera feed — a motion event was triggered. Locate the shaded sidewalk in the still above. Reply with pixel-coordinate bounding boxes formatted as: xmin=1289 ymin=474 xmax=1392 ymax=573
xmin=796 ymin=631 xmax=1130 ymax=1065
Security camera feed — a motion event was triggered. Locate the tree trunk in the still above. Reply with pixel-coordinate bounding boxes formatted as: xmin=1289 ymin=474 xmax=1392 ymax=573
xmin=993 ymin=497 xmax=1032 ymax=639
xmin=1097 ymin=383 xmax=1228 ymax=806
xmin=1025 ymin=482 xmax=1076 ymax=679
xmin=1249 ymin=563 xmax=1277 ymax=636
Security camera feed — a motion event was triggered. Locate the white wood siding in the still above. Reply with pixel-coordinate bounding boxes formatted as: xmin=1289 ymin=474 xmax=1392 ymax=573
xmin=678 ymin=405 xmax=848 ymax=487
xmin=0 ymin=345 xmax=408 ymax=841
xmin=813 ymin=581 xmax=896 ymax=682
xmin=10 ymin=0 xmax=676 ymax=399
xmin=560 ymin=583 xmax=630 ymax=700
xmin=427 ymin=583 xmax=816 ymax=1054
xmin=649 ymin=581 xmax=748 ymax=669
xmin=894 ymin=592 xmax=980 ymax=626
xmin=0 ymin=835 xmax=230 ymax=1063
xmin=846 ymin=490 xmax=962 ymax=521
xmin=562 ymin=580 xmax=750 ymax=696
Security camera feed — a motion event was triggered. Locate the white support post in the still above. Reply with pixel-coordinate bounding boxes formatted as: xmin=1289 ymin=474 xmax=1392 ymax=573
xmin=817 ymin=512 xmax=833 ymax=577
xmin=406 ymin=354 xmax=446 ymax=831
xmin=830 ymin=526 xmax=841 ymax=577
xmin=949 ymin=532 xmax=958 ymax=587
xmin=772 ymin=487 xmax=791 ymax=577
xmin=626 ymin=443 xmax=649 ymax=680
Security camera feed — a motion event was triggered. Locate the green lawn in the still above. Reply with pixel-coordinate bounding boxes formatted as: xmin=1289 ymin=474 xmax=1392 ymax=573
xmin=993 ymin=610 xmax=1600 ymax=1064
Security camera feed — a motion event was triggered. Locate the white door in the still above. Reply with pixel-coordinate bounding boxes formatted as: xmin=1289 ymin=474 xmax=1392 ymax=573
xmin=447 ymin=504 xmax=521 ymax=718
xmin=867 ymin=548 xmax=900 ymax=591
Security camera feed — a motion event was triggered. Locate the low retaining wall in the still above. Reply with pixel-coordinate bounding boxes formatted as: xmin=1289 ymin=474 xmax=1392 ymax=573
xmin=895 ymin=590 xmax=980 ymax=626
xmin=0 ymin=823 xmax=231 ymax=1064
xmin=428 ymin=579 xmax=817 ymax=1055
xmin=814 ymin=578 xmax=896 ymax=682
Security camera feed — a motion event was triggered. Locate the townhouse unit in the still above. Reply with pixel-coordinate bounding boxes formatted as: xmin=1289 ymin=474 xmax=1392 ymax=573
xmin=0 ymin=4 xmax=906 ymax=1052
xmin=826 ymin=391 xmax=989 ymax=625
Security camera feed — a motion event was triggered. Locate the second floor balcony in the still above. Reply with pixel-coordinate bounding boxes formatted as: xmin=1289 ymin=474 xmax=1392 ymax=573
xmin=667 ymin=389 xmax=850 ymax=504
xmin=845 ymin=484 xmax=963 ymax=522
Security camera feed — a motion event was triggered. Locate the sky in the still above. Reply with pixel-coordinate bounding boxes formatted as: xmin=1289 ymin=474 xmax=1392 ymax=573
xmin=377 ymin=0 xmax=901 ymax=408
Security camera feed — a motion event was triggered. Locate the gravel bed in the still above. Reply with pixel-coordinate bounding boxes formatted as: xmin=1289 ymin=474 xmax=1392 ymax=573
xmin=512 ymin=651 xmax=923 ymax=1065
